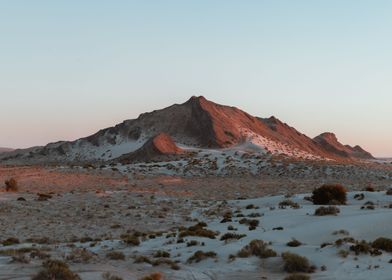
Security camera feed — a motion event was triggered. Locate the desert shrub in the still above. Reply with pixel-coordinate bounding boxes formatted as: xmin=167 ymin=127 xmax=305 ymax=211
xmin=279 ymin=200 xmax=300 ymax=209
xmin=282 ymin=252 xmax=312 ymax=273
xmin=238 ymin=218 xmax=259 ymax=230
xmin=187 ymin=251 xmax=217 ymax=263
xmin=32 ymin=260 xmax=81 ymax=280
xmin=5 ymin=178 xmax=18 ymax=192
xmin=245 ymin=204 xmax=257 ymax=209
xmin=311 ymin=184 xmax=347 ymax=205
xmin=332 ymin=230 xmax=349 ymax=236
xmin=365 ymin=186 xmax=375 ymax=192
xmin=186 ymin=240 xmax=199 ymax=247
xmin=227 ymin=225 xmax=237 ymax=231
xmin=102 ymin=272 xmax=123 ymax=280
xmin=2 ymin=237 xmax=20 ymax=246
xmin=220 ymin=233 xmax=246 ymax=242
xmin=349 ymin=240 xmax=381 ymax=256
xmin=138 ymin=272 xmax=163 ymax=280
xmin=179 ymin=222 xmax=218 ymax=239
xmin=338 ymin=249 xmax=349 ymax=258
xmin=120 ymin=233 xmax=140 ymax=246
xmin=153 ymin=250 xmax=170 ymax=258
xmin=372 ymin=237 xmax=392 ymax=252
xmin=247 ymin=212 xmax=261 ymax=217
xmin=66 ymin=248 xmax=94 ymax=263
xmin=335 ymin=237 xmax=355 ymax=246
xmin=284 ymin=274 xmax=310 ymax=280
xmin=287 ymin=239 xmax=302 ymax=247
xmin=361 ymin=201 xmax=375 ymax=210
xmin=314 ymin=206 xmax=340 ymax=216
xmin=237 ymin=240 xmax=277 ymax=258
xmin=106 ymin=251 xmax=125 ymax=260
xmin=354 ymin=193 xmax=365 ymax=200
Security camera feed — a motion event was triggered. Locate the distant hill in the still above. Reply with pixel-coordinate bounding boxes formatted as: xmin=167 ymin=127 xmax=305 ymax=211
xmin=0 ymin=147 xmax=14 ymax=153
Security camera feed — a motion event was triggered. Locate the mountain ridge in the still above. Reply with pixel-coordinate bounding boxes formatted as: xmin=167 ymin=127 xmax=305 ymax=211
xmin=0 ymin=96 xmax=374 ymax=164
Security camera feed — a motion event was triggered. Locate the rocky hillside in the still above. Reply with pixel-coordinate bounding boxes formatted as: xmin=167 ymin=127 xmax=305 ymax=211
xmin=0 ymin=96 xmax=374 ymax=164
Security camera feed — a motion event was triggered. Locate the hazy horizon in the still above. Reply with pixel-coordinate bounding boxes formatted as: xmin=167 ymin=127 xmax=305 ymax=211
xmin=1 ymin=1 xmax=392 ymax=157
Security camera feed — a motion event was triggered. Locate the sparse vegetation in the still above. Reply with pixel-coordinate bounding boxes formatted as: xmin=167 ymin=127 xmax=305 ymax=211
xmin=5 ymin=178 xmax=18 ymax=192
xmin=314 ymin=206 xmax=340 ymax=216
xmin=2 ymin=237 xmax=20 ymax=246
xmin=102 ymin=272 xmax=124 ymax=280
xmin=187 ymin=250 xmax=217 ymax=263
xmin=220 ymin=233 xmax=246 ymax=242
xmin=372 ymin=237 xmax=392 ymax=252
xmin=282 ymin=252 xmax=313 ymax=273
xmin=179 ymin=222 xmax=218 ymax=239
xmin=106 ymin=251 xmax=125 ymax=260
xmin=284 ymin=274 xmax=310 ymax=280
xmin=120 ymin=233 xmax=140 ymax=246
xmin=279 ymin=199 xmax=300 ymax=209
xmin=238 ymin=218 xmax=259 ymax=230
xmin=237 ymin=240 xmax=277 ymax=258
xmin=287 ymin=239 xmax=302 ymax=247
xmin=311 ymin=184 xmax=347 ymax=205
xmin=138 ymin=272 xmax=163 ymax=280
xmin=32 ymin=260 xmax=81 ymax=280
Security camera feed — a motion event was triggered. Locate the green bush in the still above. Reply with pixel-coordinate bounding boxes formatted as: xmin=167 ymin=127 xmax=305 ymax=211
xmin=311 ymin=184 xmax=347 ymax=205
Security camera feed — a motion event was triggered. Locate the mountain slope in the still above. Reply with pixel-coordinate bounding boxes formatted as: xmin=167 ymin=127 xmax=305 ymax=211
xmin=0 ymin=147 xmax=14 ymax=153
xmin=314 ymin=133 xmax=374 ymax=159
xmin=0 ymin=96 xmax=373 ymax=164
xmin=117 ymin=133 xmax=184 ymax=163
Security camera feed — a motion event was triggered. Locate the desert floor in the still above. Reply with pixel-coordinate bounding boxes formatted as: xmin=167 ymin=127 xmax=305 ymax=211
xmin=0 ymin=165 xmax=392 ymax=280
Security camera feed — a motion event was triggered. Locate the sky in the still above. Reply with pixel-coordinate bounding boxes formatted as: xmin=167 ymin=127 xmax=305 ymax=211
xmin=0 ymin=0 xmax=391 ymax=157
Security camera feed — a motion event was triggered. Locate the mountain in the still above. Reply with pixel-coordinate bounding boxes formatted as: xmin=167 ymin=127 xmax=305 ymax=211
xmin=0 ymin=96 xmax=373 ymax=164
xmin=314 ymin=132 xmax=374 ymax=159
xmin=0 ymin=147 xmax=14 ymax=153
xmin=117 ymin=133 xmax=184 ymax=164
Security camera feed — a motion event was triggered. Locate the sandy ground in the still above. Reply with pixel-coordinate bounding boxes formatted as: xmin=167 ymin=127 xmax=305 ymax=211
xmin=0 ymin=165 xmax=392 ymax=279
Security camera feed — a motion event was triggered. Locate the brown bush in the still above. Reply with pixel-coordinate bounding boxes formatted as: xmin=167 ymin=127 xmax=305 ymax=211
xmin=32 ymin=260 xmax=81 ymax=280
xmin=237 ymin=240 xmax=277 ymax=258
xmin=287 ymin=239 xmax=302 ymax=247
xmin=372 ymin=237 xmax=392 ymax=252
xmin=187 ymin=251 xmax=217 ymax=263
xmin=138 ymin=272 xmax=163 ymax=280
xmin=314 ymin=206 xmax=340 ymax=216
xmin=5 ymin=178 xmax=18 ymax=192
xmin=179 ymin=222 xmax=218 ymax=239
xmin=284 ymin=274 xmax=310 ymax=280
xmin=282 ymin=252 xmax=312 ymax=273
xmin=106 ymin=251 xmax=125 ymax=260
xmin=311 ymin=184 xmax=347 ymax=205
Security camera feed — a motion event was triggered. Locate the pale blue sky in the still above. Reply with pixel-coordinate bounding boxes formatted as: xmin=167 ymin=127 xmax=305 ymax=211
xmin=1 ymin=0 xmax=391 ymax=156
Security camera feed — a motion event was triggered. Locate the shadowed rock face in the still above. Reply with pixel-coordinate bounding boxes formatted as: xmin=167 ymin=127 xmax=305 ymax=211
xmin=117 ymin=133 xmax=184 ymax=163
xmin=314 ymin=132 xmax=374 ymax=159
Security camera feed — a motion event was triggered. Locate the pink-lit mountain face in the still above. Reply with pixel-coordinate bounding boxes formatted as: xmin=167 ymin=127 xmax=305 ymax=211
xmin=0 ymin=96 xmax=373 ymax=164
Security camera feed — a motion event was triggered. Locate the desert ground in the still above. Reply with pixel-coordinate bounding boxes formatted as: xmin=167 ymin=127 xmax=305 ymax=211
xmin=0 ymin=162 xmax=392 ymax=280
